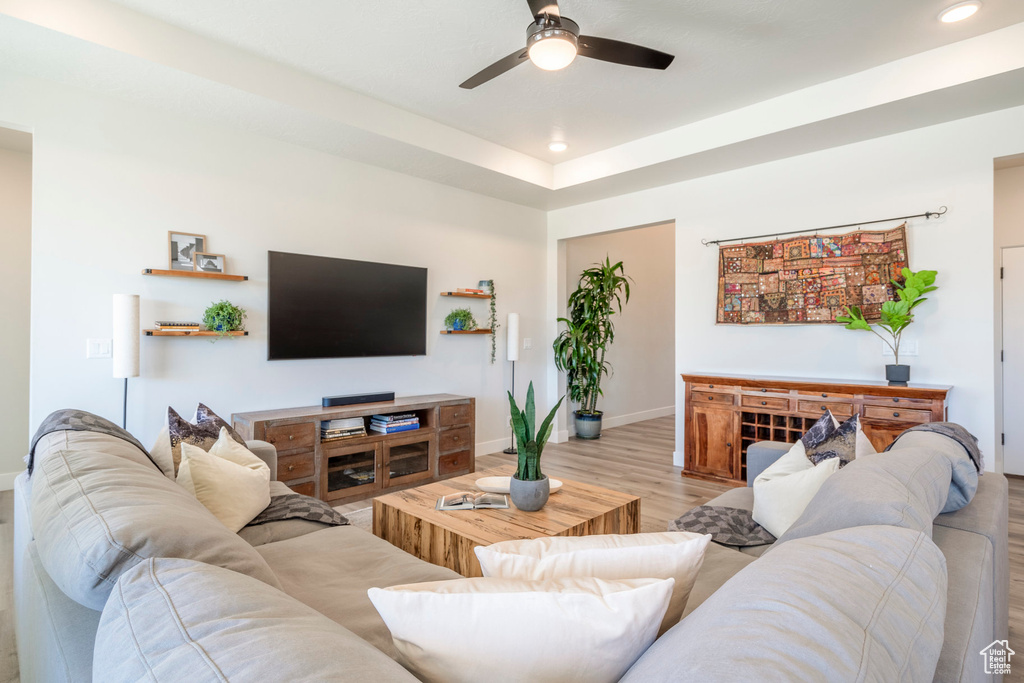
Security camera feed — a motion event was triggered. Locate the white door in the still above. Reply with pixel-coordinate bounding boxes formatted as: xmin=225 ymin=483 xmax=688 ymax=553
xmin=1003 ymin=246 xmax=1024 ymax=474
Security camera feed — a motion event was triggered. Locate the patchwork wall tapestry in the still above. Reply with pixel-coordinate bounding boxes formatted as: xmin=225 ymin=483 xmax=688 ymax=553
xmin=716 ymin=224 xmax=908 ymax=325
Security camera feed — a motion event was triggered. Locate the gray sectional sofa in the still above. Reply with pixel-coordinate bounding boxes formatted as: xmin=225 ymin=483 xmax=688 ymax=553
xmin=12 ymin=419 xmax=1008 ymax=682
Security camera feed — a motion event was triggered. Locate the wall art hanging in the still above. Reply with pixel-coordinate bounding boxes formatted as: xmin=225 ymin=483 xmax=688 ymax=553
xmin=716 ymin=224 xmax=908 ymax=325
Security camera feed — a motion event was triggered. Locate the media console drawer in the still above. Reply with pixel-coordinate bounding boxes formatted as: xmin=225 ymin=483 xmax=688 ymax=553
xmin=264 ymin=423 xmax=316 ymax=452
xmin=278 ymin=452 xmax=315 ymax=481
xmin=440 ymin=427 xmax=471 ymax=454
xmin=439 ymin=451 xmax=470 ymax=475
xmin=440 ymin=403 xmax=473 ymax=426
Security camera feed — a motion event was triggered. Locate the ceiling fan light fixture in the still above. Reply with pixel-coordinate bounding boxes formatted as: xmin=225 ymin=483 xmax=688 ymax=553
xmin=528 ymin=29 xmax=578 ymax=71
xmin=939 ymin=1 xmax=981 ymax=23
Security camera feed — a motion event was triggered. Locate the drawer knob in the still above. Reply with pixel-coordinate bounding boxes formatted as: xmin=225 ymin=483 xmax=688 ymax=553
xmin=708 ymin=396 xmax=714 ymax=401
xmin=821 ymin=405 xmax=827 ymax=411
xmin=761 ymin=388 xmax=767 ymax=393
xmin=893 ymin=412 xmax=900 ymax=417
xmin=821 ymin=393 xmax=828 ymax=398
xmin=893 ymin=398 xmax=900 ymax=403
xmin=287 ymin=464 xmax=295 ymax=472
xmin=709 ymin=384 xmax=714 ymax=388
xmin=726 ymin=442 xmax=732 ymax=448
xmin=288 ymin=435 xmax=294 ymax=441
xmin=761 ymin=401 xmax=767 ymax=405
xmin=453 ymin=435 xmax=460 ymax=441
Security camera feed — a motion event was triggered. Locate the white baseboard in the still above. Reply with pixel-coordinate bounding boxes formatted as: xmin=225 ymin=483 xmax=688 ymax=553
xmin=475 ymin=437 xmax=514 ymax=456
xmin=555 ymin=429 xmax=569 ymax=443
xmin=567 ymin=406 xmax=675 ymax=435
xmin=0 ymin=470 xmax=26 ymax=491
xmin=673 ymin=450 xmax=685 ymax=468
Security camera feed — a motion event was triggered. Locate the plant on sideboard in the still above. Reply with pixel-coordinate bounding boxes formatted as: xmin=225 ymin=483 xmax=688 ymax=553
xmin=507 ymin=381 xmax=564 ymax=511
xmin=202 ymin=300 xmax=247 ymax=338
xmin=444 ymin=307 xmax=478 ymax=332
xmin=835 ymin=267 xmax=938 ymax=386
xmin=552 ymin=256 xmax=631 ymax=440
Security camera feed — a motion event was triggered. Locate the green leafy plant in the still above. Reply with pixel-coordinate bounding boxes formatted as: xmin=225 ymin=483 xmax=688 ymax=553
xmin=202 ymin=300 xmax=246 ymax=338
xmin=552 ymin=257 xmax=631 ymax=415
xmin=444 ymin=307 xmax=477 ymax=331
xmin=835 ymin=267 xmax=938 ymax=364
xmin=485 ymin=280 xmax=499 ymax=364
xmin=508 ymin=382 xmax=564 ymax=481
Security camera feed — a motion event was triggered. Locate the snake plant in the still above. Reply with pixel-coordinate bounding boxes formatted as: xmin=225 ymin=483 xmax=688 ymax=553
xmin=508 ymin=382 xmax=564 ymax=481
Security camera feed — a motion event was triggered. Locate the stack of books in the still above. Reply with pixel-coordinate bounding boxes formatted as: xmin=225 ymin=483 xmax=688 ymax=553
xmin=320 ymin=417 xmax=366 ymax=442
xmin=369 ymin=413 xmax=420 ymax=434
xmin=155 ymin=321 xmax=200 ymax=331
xmin=457 ymin=288 xmax=486 ymax=294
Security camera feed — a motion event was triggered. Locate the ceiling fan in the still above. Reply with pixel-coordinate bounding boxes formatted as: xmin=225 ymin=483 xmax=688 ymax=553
xmin=459 ymin=0 xmax=675 ymax=89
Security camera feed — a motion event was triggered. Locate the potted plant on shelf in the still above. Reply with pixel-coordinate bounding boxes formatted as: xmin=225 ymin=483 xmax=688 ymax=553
xmin=507 ymin=382 xmax=564 ymax=511
xmin=552 ymin=257 xmax=631 ymax=439
xmin=444 ymin=308 xmax=478 ymax=332
xmin=202 ymin=300 xmax=247 ymax=338
xmin=835 ymin=267 xmax=938 ymax=386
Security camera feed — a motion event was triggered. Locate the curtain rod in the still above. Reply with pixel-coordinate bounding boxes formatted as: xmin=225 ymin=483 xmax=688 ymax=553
xmin=701 ymin=206 xmax=947 ymax=247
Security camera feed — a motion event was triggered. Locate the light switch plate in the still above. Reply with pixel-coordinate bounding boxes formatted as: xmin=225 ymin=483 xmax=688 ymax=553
xmin=523 ymin=337 xmax=533 ymax=350
xmin=882 ymin=340 xmax=918 ymax=357
xmin=86 ymin=338 xmax=112 ymax=359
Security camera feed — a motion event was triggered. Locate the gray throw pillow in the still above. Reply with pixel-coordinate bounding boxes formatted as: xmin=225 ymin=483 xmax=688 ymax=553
xmin=773 ymin=448 xmax=952 ymax=547
xmin=800 ymin=411 xmax=835 ymax=449
xmin=805 ymin=414 xmax=860 ymax=466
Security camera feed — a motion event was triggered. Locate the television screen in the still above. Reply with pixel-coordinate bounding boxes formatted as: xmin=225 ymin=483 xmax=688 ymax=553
xmin=268 ymin=251 xmax=427 ymax=360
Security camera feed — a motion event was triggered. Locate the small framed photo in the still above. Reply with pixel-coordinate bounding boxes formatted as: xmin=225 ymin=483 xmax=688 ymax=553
xmin=168 ymin=232 xmax=207 ymax=271
xmin=193 ymin=252 xmax=226 ymax=274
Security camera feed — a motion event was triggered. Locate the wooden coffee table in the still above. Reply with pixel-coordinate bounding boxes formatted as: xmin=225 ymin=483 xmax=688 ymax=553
xmin=373 ymin=466 xmax=641 ymax=577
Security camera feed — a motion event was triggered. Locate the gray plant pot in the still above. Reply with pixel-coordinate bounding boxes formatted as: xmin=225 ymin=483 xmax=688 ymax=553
xmin=509 ymin=474 xmax=550 ymax=511
xmin=574 ymin=411 xmax=603 ymax=440
xmin=886 ymin=364 xmax=911 ymax=387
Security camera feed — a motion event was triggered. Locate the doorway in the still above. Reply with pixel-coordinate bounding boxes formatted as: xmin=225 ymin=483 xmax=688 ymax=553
xmin=1002 ymin=246 xmax=1024 ymax=474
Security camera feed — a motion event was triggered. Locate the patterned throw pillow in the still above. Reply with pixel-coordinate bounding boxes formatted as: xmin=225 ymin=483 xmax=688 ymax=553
xmin=800 ymin=411 xmax=839 ymax=450
xmin=805 ymin=414 xmax=861 ymax=466
xmin=167 ymin=404 xmax=246 ymax=474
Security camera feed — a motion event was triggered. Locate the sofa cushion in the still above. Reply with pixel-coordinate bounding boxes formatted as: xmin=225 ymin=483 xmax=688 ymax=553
xmin=31 ymin=448 xmax=281 ymax=610
xmin=773 ymin=448 xmax=951 ymax=546
xmin=33 ymin=429 xmax=156 ymax=473
xmin=94 ymin=558 xmax=417 ymax=683
xmin=681 ymin=542 xmax=755 ymax=618
xmin=256 ymin=524 xmax=459 ymax=658
xmin=621 ymin=526 xmax=947 ymax=682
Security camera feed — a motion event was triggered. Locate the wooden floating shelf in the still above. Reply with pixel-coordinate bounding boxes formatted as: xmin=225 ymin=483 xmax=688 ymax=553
xmin=144 ymin=329 xmax=249 ymax=337
xmin=142 ymin=268 xmax=248 ymax=282
xmin=440 ymin=329 xmax=493 ymax=335
xmin=440 ymin=291 xmax=491 ymax=299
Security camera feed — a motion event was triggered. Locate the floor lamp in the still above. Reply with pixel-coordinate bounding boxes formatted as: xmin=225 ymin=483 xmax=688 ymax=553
xmin=113 ymin=294 xmax=140 ymax=430
xmin=503 ymin=312 xmax=519 ymax=455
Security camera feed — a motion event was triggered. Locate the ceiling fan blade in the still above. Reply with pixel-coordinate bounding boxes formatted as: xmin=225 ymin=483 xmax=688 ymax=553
xmin=578 ymin=35 xmax=674 ymax=70
xmin=459 ymin=49 xmax=530 ymax=89
xmin=527 ymin=0 xmax=560 ymax=18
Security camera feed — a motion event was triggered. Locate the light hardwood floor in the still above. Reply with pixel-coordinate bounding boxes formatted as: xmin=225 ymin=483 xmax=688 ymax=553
xmin=3 ymin=415 xmax=1022 ymax=682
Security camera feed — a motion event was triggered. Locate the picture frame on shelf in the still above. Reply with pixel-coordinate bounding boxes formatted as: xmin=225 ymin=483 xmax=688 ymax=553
xmin=168 ymin=231 xmax=207 ymax=271
xmin=193 ymin=252 xmax=226 ymax=274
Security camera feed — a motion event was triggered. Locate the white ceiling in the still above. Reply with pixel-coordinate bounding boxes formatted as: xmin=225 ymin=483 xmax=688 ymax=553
xmin=108 ymin=0 xmax=1024 ymax=161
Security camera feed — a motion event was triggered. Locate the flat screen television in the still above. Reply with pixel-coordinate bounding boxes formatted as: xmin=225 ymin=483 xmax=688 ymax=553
xmin=268 ymin=251 xmax=427 ymax=360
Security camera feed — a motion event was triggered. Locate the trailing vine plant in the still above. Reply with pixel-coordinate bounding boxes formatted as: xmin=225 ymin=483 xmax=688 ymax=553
xmin=486 ymin=280 xmax=499 ymax=364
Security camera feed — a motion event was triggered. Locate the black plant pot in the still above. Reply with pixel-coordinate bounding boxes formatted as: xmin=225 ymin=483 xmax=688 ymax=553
xmin=886 ymin=364 xmax=910 ymax=387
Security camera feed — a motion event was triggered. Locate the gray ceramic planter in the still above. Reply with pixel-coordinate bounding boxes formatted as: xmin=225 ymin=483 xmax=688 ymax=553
xmin=510 ymin=474 xmax=550 ymax=511
xmin=574 ymin=411 xmax=603 ymax=440
xmin=886 ymin=364 xmax=910 ymax=387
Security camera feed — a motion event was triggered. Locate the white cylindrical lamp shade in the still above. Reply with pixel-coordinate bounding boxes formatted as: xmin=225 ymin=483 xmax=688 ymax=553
xmin=506 ymin=313 xmax=520 ymax=362
xmin=113 ymin=294 xmax=140 ymax=379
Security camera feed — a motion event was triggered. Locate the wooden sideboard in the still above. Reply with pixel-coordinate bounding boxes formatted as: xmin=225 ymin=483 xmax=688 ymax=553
xmin=232 ymin=394 xmax=475 ymax=505
xmin=680 ymin=373 xmax=951 ymax=486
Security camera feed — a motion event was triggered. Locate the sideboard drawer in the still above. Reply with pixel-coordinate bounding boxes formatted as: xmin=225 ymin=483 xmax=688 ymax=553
xmin=265 ymin=422 xmax=316 ymax=451
xmin=692 ymin=382 xmax=736 ymax=393
xmin=439 ymin=450 xmax=471 ymax=475
xmin=797 ymin=400 xmax=854 ymax=418
xmin=440 ymin=404 xmax=474 ymax=426
xmin=863 ymin=405 xmax=932 ymax=423
xmin=742 ymin=385 xmax=790 ymax=396
xmin=692 ymin=391 xmax=735 ymax=406
xmin=740 ymin=395 xmax=790 ymax=411
xmin=796 ymin=390 xmax=854 ymax=400
xmin=278 ymin=452 xmax=315 ymax=481
xmin=861 ymin=395 xmax=935 ymax=408
xmin=439 ymin=427 xmax=471 ymax=453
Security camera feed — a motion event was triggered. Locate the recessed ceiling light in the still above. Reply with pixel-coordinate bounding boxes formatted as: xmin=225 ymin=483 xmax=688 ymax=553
xmin=939 ymin=1 xmax=981 ymax=23
xmin=548 ymin=141 xmax=568 ymax=152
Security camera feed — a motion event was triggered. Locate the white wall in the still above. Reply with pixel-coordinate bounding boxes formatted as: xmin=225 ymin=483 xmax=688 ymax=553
xmin=563 ymin=223 xmax=674 ymax=429
xmin=549 ymin=105 xmax=1024 ymax=472
xmin=0 ymin=144 xmax=31 ymax=483
xmin=994 ymin=163 xmax=1024 ymax=471
xmin=0 ymin=69 xmax=548 ymax=477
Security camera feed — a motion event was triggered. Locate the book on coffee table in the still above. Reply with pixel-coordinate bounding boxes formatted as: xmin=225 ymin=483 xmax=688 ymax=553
xmin=435 ymin=491 xmax=509 ymax=511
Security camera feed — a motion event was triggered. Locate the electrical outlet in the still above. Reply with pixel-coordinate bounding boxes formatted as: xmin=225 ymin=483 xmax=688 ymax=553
xmin=86 ymin=338 xmax=112 ymax=359
xmin=522 ymin=337 xmax=533 ymax=350
xmin=882 ymin=340 xmax=918 ymax=357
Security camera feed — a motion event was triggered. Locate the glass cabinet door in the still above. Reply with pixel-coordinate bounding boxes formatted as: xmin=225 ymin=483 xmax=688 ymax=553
xmin=384 ymin=433 xmax=436 ymax=487
xmin=322 ymin=442 xmax=381 ymax=502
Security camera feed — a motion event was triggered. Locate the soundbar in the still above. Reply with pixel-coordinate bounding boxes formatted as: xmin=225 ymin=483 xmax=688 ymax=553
xmin=322 ymin=392 xmax=395 ymax=408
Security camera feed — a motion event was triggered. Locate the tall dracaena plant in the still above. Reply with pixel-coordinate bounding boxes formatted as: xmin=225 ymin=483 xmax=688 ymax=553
xmin=508 ymin=382 xmax=564 ymax=481
xmin=552 ymin=257 xmax=631 ymax=415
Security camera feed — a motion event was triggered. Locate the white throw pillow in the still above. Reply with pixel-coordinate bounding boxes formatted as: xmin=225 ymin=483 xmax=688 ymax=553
xmin=176 ymin=428 xmax=270 ymax=532
xmin=149 ymin=425 xmax=174 ymax=479
xmin=474 ymin=532 xmax=709 ymax=635
xmin=368 ymin=576 xmax=674 ymax=683
xmin=752 ymin=457 xmax=841 ymax=538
